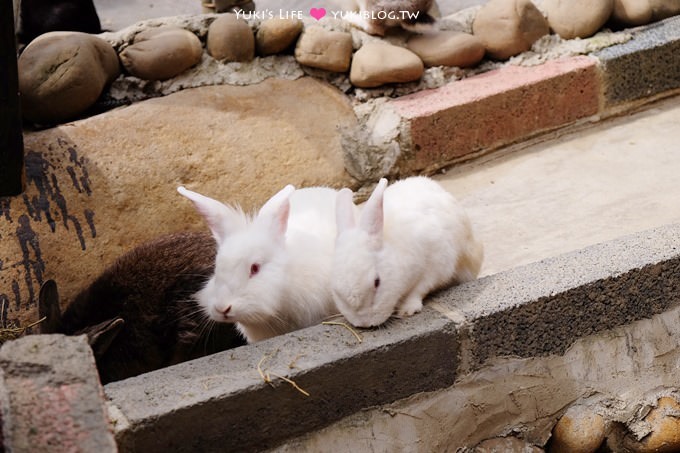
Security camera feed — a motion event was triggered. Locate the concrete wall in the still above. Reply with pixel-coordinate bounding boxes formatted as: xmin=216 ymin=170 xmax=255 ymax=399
xmin=1 ymin=222 xmax=679 ymax=451
xmin=0 ymin=335 xmax=117 ymax=452
xmin=101 ymin=222 xmax=680 ymax=451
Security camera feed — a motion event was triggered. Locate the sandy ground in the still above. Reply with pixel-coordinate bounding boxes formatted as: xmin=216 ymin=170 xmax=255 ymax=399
xmin=435 ymin=96 xmax=680 ymax=277
xmin=94 ymin=0 xmax=484 ymax=30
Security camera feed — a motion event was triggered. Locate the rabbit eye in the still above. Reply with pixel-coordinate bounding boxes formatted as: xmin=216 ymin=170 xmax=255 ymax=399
xmin=250 ymin=263 xmax=260 ymax=278
xmin=374 ymin=277 xmax=380 ymax=289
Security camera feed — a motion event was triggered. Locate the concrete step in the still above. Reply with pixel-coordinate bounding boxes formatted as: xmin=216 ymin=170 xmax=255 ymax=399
xmin=435 ymin=94 xmax=680 ymax=276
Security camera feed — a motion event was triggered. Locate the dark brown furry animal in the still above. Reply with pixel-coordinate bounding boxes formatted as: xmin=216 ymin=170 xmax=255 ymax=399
xmin=39 ymin=231 xmax=246 ymax=384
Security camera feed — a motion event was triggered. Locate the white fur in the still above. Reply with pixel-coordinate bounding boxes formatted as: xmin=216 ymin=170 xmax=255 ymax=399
xmin=178 ymin=185 xmax=341 ymax=343
xmin=332 ymin=176 xmax=483 ymax=328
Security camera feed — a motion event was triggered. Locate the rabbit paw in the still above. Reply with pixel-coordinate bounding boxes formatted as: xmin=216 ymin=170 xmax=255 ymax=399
xmin=397 ymin=297 xmax=423 ymax=317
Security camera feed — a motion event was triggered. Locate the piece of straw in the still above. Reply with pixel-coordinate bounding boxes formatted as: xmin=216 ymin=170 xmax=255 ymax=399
xmin=0 ymin=317 xmax=46 ymax=345
xmin=269 ymin=373 xmax=310 ymax=397
xmin=257 ymin=353 xmax=309 ymax=397
xmin=321 ymin=321 xmax=363 ymax=343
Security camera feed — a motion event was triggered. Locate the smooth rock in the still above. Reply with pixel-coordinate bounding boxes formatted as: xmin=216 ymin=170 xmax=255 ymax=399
xmin=256 ymin=18 xmax=303 ymax=56
xmin=0 ymin=78 xmax=357 ymax=329
xmin=294 ymin=26 xmax=353 ymax=72
xmin=18 ymin=32 xmax=120 ymax=124
xmin=207 ymin=13 xmax=255 ymax=62
xmin=612 ymin=0 xmax=680 ymax=24
xmin=612 ymin=0 xmax=654 ymax=25
xmin=622 ymin=396 xmax=680 ymax=452
xmin=550 ymin=406 xmax=606 ymax=453
xmin=120 ymin=26 xmax=203 ymax=81
xmin=472 ymin=0 xmax=549 ymax=60
xmin=350 ymin=42 xmax=424 ymax=88
xmin=406 ymin=30 xmax=485 ymax=68
xmin=650 ymin=0 xmax=680 ymax=20
xmin=544 ymin=0 xmax=614 ymax=39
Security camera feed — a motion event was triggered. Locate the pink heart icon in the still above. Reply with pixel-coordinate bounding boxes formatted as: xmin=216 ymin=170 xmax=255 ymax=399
xmin=309 ymin=7 xmax=326 ymax=20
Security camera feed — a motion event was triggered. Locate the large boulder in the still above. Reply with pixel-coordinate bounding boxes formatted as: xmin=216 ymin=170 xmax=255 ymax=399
xmin=472 ymin=0 xmax=549 ymax=60
xmin=119 ymin=26 xmax=203 ymax=80
xmin=18 ymin=32 xmax=120 ymax=124
xmin=0 ymin=78 xmax=357 ymax=330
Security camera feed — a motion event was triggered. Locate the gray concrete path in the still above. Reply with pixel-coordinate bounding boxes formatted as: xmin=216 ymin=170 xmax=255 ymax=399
xmin=436 ymin=97 xmax=680 ymax=277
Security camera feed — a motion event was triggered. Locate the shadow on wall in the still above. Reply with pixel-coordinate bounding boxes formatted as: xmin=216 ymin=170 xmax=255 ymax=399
xmin=0 ymin=129 xmax=102 ymax=332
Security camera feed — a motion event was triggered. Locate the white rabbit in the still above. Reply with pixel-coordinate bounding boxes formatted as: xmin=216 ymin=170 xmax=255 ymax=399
xmin=332 ymin=176 xmax=483 ymax=328
xmin=343 ymin=0 xmax=438 ymax=36
xmin=177 ymin=185 xmax=341 ymax=343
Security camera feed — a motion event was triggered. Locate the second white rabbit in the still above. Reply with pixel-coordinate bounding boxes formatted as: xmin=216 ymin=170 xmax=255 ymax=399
xmin=332 ymin=176 xmax=483 ymax=328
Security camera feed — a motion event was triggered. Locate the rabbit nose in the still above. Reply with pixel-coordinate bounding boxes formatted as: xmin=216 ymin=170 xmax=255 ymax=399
xmin=220 ymin=305 xmax=232 ymax=318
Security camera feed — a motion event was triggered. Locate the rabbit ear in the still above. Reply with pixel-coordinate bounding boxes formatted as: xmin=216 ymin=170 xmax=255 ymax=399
xmin=83 ymin=317 xmax=125 ymax=360
xmin=38 ymin=279 xmax=62 ymax=334
xmin=359 ymin=178 xmax=388 ymax=237
xmin=258 ymin=184 xmax=295 ymax=217
xmin=336 ymin=188 xmax=356 ymax=233
xmin=177 ymin=187 xmax=245 ymax=244
xmin=257 ymin=185 xmax=294 ymax=242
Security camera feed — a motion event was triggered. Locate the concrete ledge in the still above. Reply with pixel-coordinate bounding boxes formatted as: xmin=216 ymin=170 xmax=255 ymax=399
xmin=0 ymin=335 xmax=116 ymax=452
xmin=104 ymin=222 xmax=680 ymax=451
xmin=106 ymin=308 xmax=457 ymax=452
xmin=390 ymin=56 xmax=600 ymax=174
xmin=430 ymin=223 xmax=680 ymax=372
xmin=596 ymin=15 xmax=680 ymax=106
